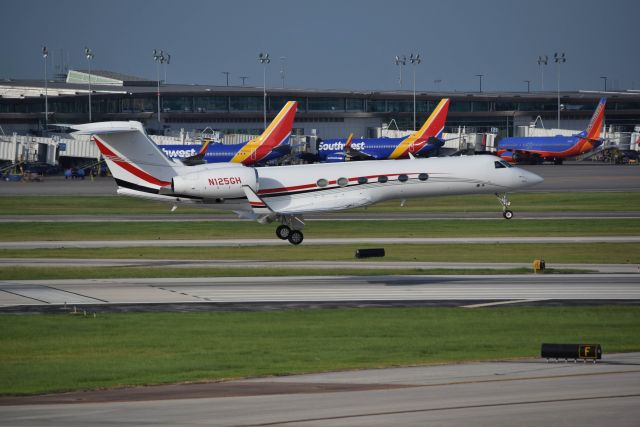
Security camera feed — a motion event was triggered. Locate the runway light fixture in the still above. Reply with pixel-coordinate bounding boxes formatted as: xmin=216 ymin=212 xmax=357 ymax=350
xmin=537 ymin=55 xmax=548 ymax=90
xmin=258 ymin=52 xmax=271 ymax=130
xmin=409 ymin=53 xmax=421 ymax=131
xmin=394 ymin=55 xmax=406 ymax=88
xmin=42 ymin=46 xmax=48 ymax=130
xmin=554 ymin=52 xmax=566 ymax=128
xmin=84 ymin=47 xmax=94 ymax=122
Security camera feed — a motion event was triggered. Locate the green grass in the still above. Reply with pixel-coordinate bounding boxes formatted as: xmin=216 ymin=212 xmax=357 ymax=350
xmin=2 ymin=243 xmax=639 ymax=264
xmin=1 ymin=192 xmax=639 ymax=215
xmin=1 ymin=307 xmax=638 ymax=395
xmin=1 ymin=219 xmax=640 ymax=241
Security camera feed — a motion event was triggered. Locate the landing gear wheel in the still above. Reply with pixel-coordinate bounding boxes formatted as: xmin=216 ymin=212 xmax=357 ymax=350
xmin=503 ymin=210 xmax=514 ymax=220
xmin=276 ymin=225 xmax=291 ymax=240
xmin=288 ymin=230 xmax=304 ymax=245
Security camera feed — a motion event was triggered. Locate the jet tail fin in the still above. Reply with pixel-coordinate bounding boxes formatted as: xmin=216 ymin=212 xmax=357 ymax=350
xmin=584 ymin=97 xmax=607 ymax=141
xmin=182 ymin=139 xmax=211 ymax=166
xmin=231 ymin=101 xmax=298 ymax=164
xmin=408 ymin=98 xmax=450 ymax=142
xmin=71 ymin=121 xmax=178 ymax=190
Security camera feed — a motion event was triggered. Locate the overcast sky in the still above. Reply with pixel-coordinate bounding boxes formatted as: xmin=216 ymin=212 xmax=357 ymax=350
xmin=1 ymin=0 xmax=638 ymax=92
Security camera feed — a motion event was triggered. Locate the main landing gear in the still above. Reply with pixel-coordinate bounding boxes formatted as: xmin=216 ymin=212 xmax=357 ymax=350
xmin=275 ymin=225 xmax=304 ymax=245
xmin=495 ymin=193 xmax=514 ymax=220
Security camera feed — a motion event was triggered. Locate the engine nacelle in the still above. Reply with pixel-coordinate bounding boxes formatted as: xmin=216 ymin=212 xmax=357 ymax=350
xmin=171 ymin=165 xmax=257 ymax=198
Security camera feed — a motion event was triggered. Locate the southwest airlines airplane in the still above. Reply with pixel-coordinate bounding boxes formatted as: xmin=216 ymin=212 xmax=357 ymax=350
xmin=497 ymin=97 xmax=606 ymax=165
xmin=72 ymin=120 xmax=542 ymax=245
xmin=159 ymin=101 xmax=297 ymax=166
xmin=311 ymin=98 xmax=450 ymax=162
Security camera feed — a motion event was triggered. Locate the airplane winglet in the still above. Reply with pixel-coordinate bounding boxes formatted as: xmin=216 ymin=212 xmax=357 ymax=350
xmin=242 ymin=186 xmax=273 ymax=215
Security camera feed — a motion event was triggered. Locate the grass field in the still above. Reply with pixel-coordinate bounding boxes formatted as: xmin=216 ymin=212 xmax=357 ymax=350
xmin=2 ymin=242 xmax=639 ymax=264
xmin=1 ymin=219 xmax=640 ymax=241
xmin=1 ymin=192 xmax=640 ymax=215
xmin=1 ymin=307 xmax=638 ymax=395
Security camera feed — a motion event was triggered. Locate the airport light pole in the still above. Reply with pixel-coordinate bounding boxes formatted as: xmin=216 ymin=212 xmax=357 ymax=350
xmin=153 ymin=49 xmax=167 ymax=122
xmin=600 ymin=76 xmax=607 ymax=92
xmin=394 ymin=55 xmax=406 ymax=88
xmin=84 ymin=47 xmax=94 ymax=122
xmin=280 ymin=56 xmax=286 ymax=89
xmin=239 ymin=76 xmax=248 ymax=86
xmin=163 ymin=53 xmax=170 ymax=83
xmin=475 ymin=74 xmax=483 ymax=93
xmin=258 ymin=52 xmax=270 ymax=130
xmin=222 ymin=71 xmax=230 ymax=86
xmin=537 ymin=55 xmax=548 ymax=91
xmin=42 ymin=46 xmax=48 ymax=131
xmin=523 ymin=80 xmax=530 ymax=93
xmin=409 ymin=53 xmax=421 ymax=131
xmin=554 ymin=52 xmax=566 ymax=128
xmin=434 ymin=79 xmax=442 ymax=91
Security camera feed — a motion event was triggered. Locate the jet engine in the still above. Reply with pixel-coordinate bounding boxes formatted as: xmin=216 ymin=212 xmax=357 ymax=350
xmin=171 ymin=164 xmax=257 ymax=198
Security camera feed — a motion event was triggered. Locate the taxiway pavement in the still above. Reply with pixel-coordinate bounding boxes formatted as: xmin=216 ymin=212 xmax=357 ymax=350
xmin=1 ymin=353 xmax=638 ymax=426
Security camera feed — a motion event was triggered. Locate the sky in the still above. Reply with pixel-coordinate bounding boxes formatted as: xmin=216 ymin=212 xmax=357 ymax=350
xmin=1 ymin=0 xmax=638 ymax=92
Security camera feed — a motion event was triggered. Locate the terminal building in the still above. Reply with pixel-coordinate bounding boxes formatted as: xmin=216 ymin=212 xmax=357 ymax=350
xmin=1 ymin=69 xmax=639 ymax=140
xmin=1 ymin=70 xmax=639 ymax=170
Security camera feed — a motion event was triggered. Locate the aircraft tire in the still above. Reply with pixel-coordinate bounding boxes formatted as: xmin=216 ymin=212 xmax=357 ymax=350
xmin=288 ymin=230 xmax=304 ymax=245
xmin=503 ymin=210 xmax=514 ymax=220
xmin=276 ymin=225 xmax=291 ymax=240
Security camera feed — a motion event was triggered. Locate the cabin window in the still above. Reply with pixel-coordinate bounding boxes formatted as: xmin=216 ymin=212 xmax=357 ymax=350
xmin=418 ymin=173 xmax=429 ymax=181
xmin=358 ymin=177 xmax=368 ymax=184
xmin=378 ymin=175 xmax=388 ymax=183
xmin=337 ymin=177 xmax=349 ymax=187
xmin=398 ymin=174 xmax=409 ymax=182
xmin=317 ymin=178 xmax=328 ymax=187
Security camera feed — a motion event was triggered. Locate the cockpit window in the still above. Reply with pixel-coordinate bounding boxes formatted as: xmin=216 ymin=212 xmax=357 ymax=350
xmin=494 ymin=160 xmax=512 ymax=169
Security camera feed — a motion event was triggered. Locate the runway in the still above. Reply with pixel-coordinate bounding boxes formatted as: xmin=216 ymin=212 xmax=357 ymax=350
xmin=1 ymin=353 xmax=639 ymax=426
xmin=1 ymin=274 xmax=638 ymax=310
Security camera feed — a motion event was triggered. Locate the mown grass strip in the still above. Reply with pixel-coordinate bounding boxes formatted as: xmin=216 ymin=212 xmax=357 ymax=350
xmin=1 ymin=307 xmax=638 ymax=395
xmin=2 ymin=243 xmax=639 ymax=264
xmin=1 ymin=219 xmax=640 ymax=241
xmin=1 ymin=192 xmax=639 ymax=215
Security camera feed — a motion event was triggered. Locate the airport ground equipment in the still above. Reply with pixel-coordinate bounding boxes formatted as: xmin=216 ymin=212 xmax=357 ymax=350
xmin=541 ymin=343 xmax=602 ymax=362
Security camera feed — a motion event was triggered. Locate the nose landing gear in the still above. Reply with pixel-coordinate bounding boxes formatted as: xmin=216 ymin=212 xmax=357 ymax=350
xmin=495 ymin=193 xmax=514 ymax=220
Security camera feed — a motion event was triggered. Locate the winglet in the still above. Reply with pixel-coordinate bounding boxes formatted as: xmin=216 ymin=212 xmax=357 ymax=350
xmin=242 ymin=186 xmax=273 ymax=215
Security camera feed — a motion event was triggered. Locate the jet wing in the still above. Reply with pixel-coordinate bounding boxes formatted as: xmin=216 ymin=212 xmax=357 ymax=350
xmin=242 ymin=185 xmax=372 ymax=215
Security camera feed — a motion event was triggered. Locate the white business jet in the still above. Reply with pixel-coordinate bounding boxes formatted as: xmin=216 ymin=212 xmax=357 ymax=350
xmin=72 ymin=121 xmax=543 ymax=245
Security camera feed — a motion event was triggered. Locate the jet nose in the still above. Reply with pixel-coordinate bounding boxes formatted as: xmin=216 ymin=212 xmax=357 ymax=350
xmin=518 ymin=169 xmax=544 ymax=186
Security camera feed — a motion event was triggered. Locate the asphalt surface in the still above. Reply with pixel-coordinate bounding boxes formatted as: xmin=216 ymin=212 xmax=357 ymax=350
xmin=1 ymin=274 xmax=638 ymax=311
xmin=0 ymin=258 xmax=637 ymax=273
xmin=1 ymin=353 xmax=639 ymax=426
